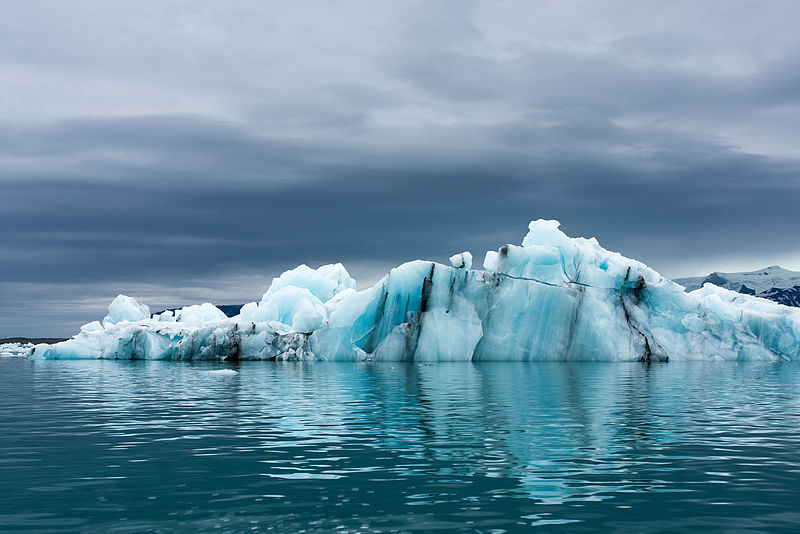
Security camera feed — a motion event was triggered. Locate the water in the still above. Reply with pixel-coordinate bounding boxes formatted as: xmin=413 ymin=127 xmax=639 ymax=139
xmin=2 ymin=359 xmax=800 ymax=533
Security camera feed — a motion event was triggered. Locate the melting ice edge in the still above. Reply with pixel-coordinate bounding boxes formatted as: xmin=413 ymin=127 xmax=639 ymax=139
xmin=25 ymin=220 xmax=800 ymax=361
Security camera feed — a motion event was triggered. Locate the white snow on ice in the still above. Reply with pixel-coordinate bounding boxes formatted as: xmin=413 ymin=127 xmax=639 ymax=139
xmin=0 ymin=343 xmax=33 ymax=358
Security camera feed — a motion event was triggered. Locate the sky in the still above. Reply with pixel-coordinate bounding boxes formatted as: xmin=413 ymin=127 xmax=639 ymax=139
xmin=2 ymin=0 xmax=800 ymax=337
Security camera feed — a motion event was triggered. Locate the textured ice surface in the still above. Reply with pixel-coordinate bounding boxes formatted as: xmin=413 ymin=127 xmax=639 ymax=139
xmin=31 ymin=220 xmax=800 ymax=361
xmin=0 ymin=343 xmax=33 ymax=358
xmin=449 ymin=251 xmax=473 ymax=270
xmin=103 ymin=295 xmax=150 ymax=327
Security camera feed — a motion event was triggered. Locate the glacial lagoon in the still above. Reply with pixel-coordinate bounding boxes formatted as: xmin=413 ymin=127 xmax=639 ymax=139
xmin=2 ymin=357 xmax=799 ymax=533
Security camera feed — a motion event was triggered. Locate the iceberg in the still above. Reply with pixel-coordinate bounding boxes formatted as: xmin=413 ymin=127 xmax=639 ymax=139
xmin=1 ymin=342 xmax=34 ymax=358
xmin=30 ymin=220 xmax=800 ymax=362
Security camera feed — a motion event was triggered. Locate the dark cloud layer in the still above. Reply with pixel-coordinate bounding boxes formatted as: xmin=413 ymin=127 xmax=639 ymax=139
xmin=2 ymin=1 xmax=800 ymax=336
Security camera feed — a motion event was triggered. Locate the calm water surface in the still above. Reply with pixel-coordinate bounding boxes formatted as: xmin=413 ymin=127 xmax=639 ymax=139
xmin=2 ymin=358 xmax=799 ymax=533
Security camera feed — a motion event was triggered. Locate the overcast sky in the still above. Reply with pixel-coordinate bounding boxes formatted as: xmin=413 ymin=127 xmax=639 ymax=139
xmin=2 ymin=0 xmax=800 ymax=337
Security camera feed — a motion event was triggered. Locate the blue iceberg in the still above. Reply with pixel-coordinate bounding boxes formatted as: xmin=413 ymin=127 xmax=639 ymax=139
xmin=31 ymin=220 xmax=800 ymax=361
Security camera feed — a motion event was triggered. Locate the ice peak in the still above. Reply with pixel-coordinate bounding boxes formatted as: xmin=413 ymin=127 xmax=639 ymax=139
xmin=449 ymin=251 xmax=473 ymax=270
xmin=263 ymin=263 xmax=356 ymax=303
xmin=102 ymin=295 xmax=150 ymax=327
xmin=521 ymin=219 xmax=569 ymax=248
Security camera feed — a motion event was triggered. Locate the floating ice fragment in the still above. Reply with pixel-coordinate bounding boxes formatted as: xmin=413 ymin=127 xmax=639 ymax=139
xmin=0 ymin=343 xmax=33 ymax=358
xmin=449 ymin=251 xmax=472 ymax=270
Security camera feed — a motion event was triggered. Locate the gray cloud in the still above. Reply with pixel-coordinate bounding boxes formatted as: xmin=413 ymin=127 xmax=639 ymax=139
xmin=2 ymin=1 xmax=800 ymax=336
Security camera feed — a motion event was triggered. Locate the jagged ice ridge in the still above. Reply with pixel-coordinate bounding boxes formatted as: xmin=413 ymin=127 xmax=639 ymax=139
xmin=30 ymin=220 xmax=800 ymax=361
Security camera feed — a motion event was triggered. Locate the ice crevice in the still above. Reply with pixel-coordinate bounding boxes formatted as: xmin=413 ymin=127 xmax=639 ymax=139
xmin=493 ymin=270 xmax=595 ymax=289
xmin=28 ymin=219 xmax=800 ymax=362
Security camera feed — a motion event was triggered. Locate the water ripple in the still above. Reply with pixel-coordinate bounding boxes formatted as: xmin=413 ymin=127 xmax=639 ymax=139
xmin=2 ymin=359 xmax=800 ymax=532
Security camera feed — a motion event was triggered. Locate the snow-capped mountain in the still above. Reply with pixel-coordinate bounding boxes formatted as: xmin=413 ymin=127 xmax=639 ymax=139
xmin=675 ymin=266 xmax=800 ymax=308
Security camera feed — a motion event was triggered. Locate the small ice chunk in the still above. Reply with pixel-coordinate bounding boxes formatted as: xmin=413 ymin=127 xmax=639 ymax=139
xmin=483 ymin=250 xmax=499 ymax=271
xmin=263 ymin=263 xmax=356 ymax=303
xmin=241 ymin=286 xmax=327 ymax=332
xmin=238 ymin=302 xmax=259 ymax=320
xmin=175 ymin=303 xmax=227 ymax=324
xmin=80 ymin=321 xmax=103 ymax=333
xmin=521 ymin=219 xmax=571 ymax=248
xmin=155 ymin=310 xmax=175 ymax=322
xmin=449 ymin=251 xmax=473 ymax=270
xmin=103 ymin=295 xmax=150 ymax=327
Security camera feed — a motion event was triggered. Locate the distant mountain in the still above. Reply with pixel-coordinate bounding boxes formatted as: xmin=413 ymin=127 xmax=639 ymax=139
xmin=152 ymin=304 xmax=244 ymax=318
xmin=215 ymin=305 xmax=244 ymax=317
xmin=675 ymin=266 xmax=800 ymax=308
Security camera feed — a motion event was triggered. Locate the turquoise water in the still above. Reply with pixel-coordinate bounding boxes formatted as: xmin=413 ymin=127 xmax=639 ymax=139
xmin=2 ymin=359 xmax=800 ymax=533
